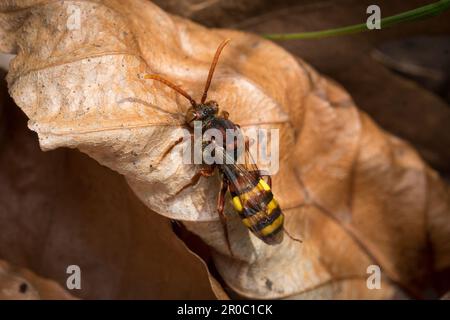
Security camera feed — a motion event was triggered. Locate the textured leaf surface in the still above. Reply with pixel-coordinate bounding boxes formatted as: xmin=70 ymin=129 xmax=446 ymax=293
xmin=0 ymin=259 xmax=74 ymax=299
xmin=0 ymin=0 xmax=449 ymax=299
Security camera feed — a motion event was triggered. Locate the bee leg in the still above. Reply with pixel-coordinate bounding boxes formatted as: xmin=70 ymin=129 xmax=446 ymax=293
xmin=244 ymin=136 xmax=250 ymax=166
xmin=153 ymin=136 xmax=184 ymax=167
xmin=170 ymin=165 xmax=215 ymax=198
xmin=199 ymin=165 xmax=216 ymax=177
xmin=217 ymin=177 xmax=234 ymax=257
xmin=220 ymin=110 xmax=229 ymax=119
xmin=265 ymin=174 xmax=272 ymax=189
xmin=244 ymin=136 xmax=255 ymax=148
xmin=243 ymin=136 xmax=257 ymax=166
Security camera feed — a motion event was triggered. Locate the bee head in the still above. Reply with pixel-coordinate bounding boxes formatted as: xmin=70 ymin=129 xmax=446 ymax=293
xmin=185 ymin=100 xmax=219 ymax=127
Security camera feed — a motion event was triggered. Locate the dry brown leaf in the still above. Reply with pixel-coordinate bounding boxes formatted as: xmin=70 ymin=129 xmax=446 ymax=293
xmin=0 ymin=0 xmax=449 ymax=299
xmin=0 ymin=259 xmax=75 ymax=299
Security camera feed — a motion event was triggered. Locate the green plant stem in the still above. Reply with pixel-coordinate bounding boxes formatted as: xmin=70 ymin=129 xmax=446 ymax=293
xmin=264 ymin=0 xmax=450 ymax=41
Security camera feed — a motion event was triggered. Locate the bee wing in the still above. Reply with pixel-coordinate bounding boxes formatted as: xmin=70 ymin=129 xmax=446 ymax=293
xmin=213 ymin=144 xmax=271 ymax=217
xmin=213 ymin=143 xmax=260 ymax=186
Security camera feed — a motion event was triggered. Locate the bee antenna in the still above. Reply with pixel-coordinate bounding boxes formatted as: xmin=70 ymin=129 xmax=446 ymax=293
xmin=200 ymin=39 xmax=230 ymax=104
xmin=143 ymin=74 xmax=197 ymax=107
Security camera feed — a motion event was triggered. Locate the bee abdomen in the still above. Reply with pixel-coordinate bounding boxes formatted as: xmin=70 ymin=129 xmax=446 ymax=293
xmin=243 ymin=202 xmax=284 ymax=245
xmin=231 ymin=179 xmax=284 ymax=245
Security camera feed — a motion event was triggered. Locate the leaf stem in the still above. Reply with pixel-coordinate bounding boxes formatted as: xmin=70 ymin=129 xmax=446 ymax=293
xmin=263 ymin=0 xmax=450 ymax=41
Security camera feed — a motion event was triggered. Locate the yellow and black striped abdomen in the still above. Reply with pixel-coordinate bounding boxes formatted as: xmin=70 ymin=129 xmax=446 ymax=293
xmin=231 ymin=178 xmax=284 ymax=245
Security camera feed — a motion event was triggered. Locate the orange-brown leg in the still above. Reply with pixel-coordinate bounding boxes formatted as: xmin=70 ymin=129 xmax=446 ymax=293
xmin=221 ymin=110 xmax=229 ymax=119
xmin=169 ymin=165 xmax=215 ymax=199
xmin=244 ymin=136 xmax=251 ymax=168
xmin=154 ymin=137 xmax=184 ymax=167
xmin=265 ymin=174 xmax=272 ymax=188
xmin=200 ymin=166 xmax=216 ymax=177
xmin=217 ymin=177 xmax=233 ymax=256
xmin=244 ymin=136 xmax=256 ymax=148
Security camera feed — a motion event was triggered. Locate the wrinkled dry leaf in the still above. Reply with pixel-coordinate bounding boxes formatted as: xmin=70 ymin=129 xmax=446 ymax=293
xmin=0 ymin=259 xmax=75 ymax=299
xmin=0 ymin=0 xmax=449 ymax=299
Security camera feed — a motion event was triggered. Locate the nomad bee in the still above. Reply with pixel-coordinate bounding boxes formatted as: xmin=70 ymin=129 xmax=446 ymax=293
xmin=143 ymin=39 xmax=300 ymax=252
